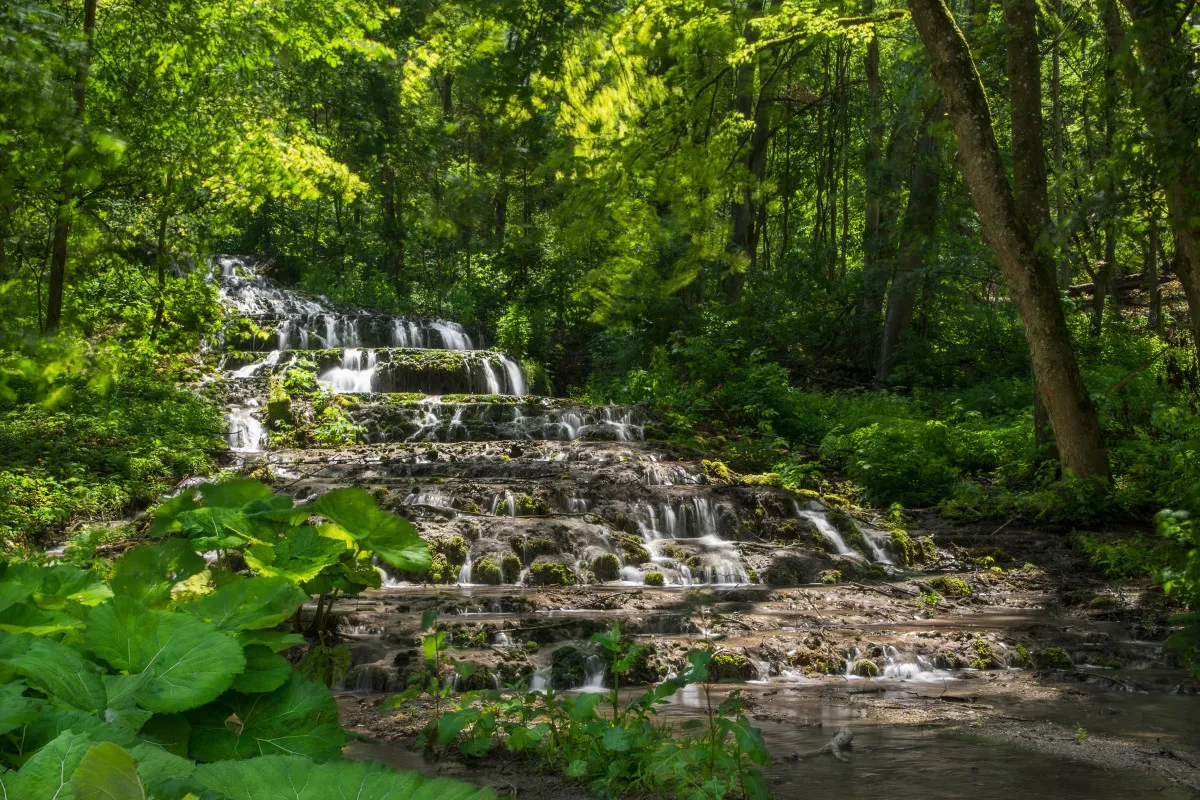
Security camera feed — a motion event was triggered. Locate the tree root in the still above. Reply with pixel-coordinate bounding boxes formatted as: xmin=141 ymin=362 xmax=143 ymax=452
xmin=775 ymin=726 xmax=854 ymax=762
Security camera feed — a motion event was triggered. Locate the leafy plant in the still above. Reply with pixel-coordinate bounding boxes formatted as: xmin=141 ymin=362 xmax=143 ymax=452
xmin=387 ymin=623 xmax=769 ymax=799
xmin=0 ymin=533 xmax=488 ymax=799
xmin=149 ymin=478 xmax=430 ymax=644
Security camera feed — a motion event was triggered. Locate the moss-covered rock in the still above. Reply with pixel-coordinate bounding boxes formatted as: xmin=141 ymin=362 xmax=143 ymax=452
xmin=928 ymin=575 xmax=971 ymax=596
xmin=852 ymin=659 xmax=880 ymax=677
xmin=515 ymin=494 xmax=551 ymax=515
xmin=616 ymin=534 xmax=651 ymax=564
xmin=501 ymin=553 xmax=522 ymax=584
xmin=711 ymin=652 xmax=756 ymax=681
xmin=550 ymin=646 xmax=592 ymax=689
xmin=593 ymin=553 xmax=621 ymax=582
xmin=473 ymin=558 xmax=502 ymax=585
xmin=702 ymin=459 xmax=734 ymax=484
xmin=643 ymin=572 xmax=665 ymax=587
xmin=1032 ymin=647 xmax=1072 ymax=669
xmin=527 ymin=560 xmax=577 ymax=586
xmin=435 ymin=535 xmax=468 ymax=567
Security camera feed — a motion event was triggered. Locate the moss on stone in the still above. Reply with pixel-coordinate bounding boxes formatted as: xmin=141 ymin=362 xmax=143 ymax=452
xmin=740 ymin=472 xmax=781 ymax=486
xmin=711 ymin=653 xmax=755 ymax=681
xmin=501 ymin=553 xmax=522 ymax=584
xmin=473 ymin=558 xmax=502 ymax=585
xmin=643 ymin=572 xmax=665 ymax=587
xmin=853 ymin=659 xmax=880 ymax=677
xmin=1032 ymin=647 xmax=1072 ymax=669
xmin=593 ymin=553 xmax=621 ymax=582
xmin=515 ymin=494 xmax=551 ymax=515
xmin=971 ymin=639 xmax=997 ymax=670
xmin=928 ymin=575 xmax=971 ymax=596
xmin=616 ymin=534 xmax=651 ymax=564
xmin=435 ymin=535 xmax=468 ymax=567
xmin=527 ymin=560 xmax=576 ymax=586
xmin=821 ymin=569 xmax=842 ymax=585
xmin=702 ymin=459 xmax=734 ymax=483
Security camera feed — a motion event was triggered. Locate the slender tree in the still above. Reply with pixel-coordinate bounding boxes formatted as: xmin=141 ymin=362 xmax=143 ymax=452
xmin=907 ymin=0 xmax=1109 ymax=479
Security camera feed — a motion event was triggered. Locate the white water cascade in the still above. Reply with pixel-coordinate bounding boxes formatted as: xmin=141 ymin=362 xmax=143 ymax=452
xmin=318 ymin=348 xmax=377 ymax=394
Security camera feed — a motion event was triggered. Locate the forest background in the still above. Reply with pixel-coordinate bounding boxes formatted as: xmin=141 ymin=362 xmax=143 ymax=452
xmin=2 ymin=0 xmax=1199 ymax=615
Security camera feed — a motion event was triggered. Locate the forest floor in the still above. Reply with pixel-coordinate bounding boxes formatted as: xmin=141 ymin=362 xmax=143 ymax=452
xmin=331 ymin=515 xmax=1200 ymax=799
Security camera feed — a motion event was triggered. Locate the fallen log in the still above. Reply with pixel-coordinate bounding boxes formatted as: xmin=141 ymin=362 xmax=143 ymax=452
xmin=1065 ymin=272 xmax=1173 ymax=298
xmin=775 ymin=726 xmax=854 ymax=762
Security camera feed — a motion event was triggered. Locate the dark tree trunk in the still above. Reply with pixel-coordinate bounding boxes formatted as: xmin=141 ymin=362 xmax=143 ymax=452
xmin=878 ymin=105 xmax=943 ymax=381
xmin=1005 ymin=0 xmax=1058 ymax=457
xmin=908 ymin=0 xmax=1109 ymax=480
xmin=45 ymin=0 xmax=97 ymax=333
xmin=725 ymin=0 xmax=771 ymax=303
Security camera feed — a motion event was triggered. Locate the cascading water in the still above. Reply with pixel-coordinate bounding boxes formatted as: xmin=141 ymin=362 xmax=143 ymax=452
xmin=793 ymin=502 xmax=853 ymax=556
xmin=628 ymin=497 xmax=748 ymax=586
xmin=318 ymin=348 xmax=377 ymax=394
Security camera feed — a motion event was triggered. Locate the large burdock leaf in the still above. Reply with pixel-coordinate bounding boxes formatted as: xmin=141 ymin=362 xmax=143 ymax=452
xmin=229 ymin=645 xmax=292 ymax=693
xmin=0 ymin=563 xmax=112 ymax=609
xmin=85 ymin=597 xmax=245 ymax=713
xmin=192 ymin=755 xmax=496 ymax=800
xmin=310 ymin=487 xmax=430 ymax=571
xmin=70 ymin=742 xmax=146 ymax=800
xmin=187 ymin=672 xmax=345 ymax=761
xmin=200 ymin=478 xmax=274 ymax=508
xmin=110 ymin=539 xmax=205 ymax=607
xmin=0 ymin=632 xmax=106 ymax=712
xmin=244 ymin=526 xmax=346 ymax=583
xmin=0 ymin=601 xmax=83 ymax=636
xmin=179 ymin=576 xmax=307 ymax=631
xmin=0 ymin=683 xmax=42 ymax=736
xmin=0 ymin=730 xmax=91 ymax=800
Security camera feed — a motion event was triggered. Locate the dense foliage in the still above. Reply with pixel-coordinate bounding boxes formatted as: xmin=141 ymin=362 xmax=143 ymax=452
xmin=2 ymin=0 xmax=1199 ymax=675
xmin=0 ymin=481 xmax=501 ymax=799
xmin=390 ymin=617 xmax=771 ymax=799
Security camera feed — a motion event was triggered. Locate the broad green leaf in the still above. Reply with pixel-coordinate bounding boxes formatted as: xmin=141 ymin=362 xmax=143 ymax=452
xmin=71 ymin=742 xmax=146 ymax=800
xmin=229 ymin=645 xmax=291 ymax=693
xmin=192 ymin=755 xmax=496 ymax=800
xmin=110 ymin=539 xmax=205 ymax=607
xmin=242 ymin=494 xmax=311 ymax=525
xmin=602 ymin=724 xmax=631 ymax=752
xmin=0 ymin=579 xmax=34 ymax=614
xmin=200 ymin=478 xmax=274 ymax=508
xmin=1 ymin=563 xmax=112 ymax=609
xmin=187 ymin=672 xmax=345 ymax=761
xmin=0 ymin=683 xmax=42 ymax=736
xmin=244 ymin=526 xmax=346 ymax=583
xmin=310 ymin=488 xmax=430 ymax=571
xmin=103 ymin=674 xmax=154 ymax=732
xmin=128 ymin=743 xmax=195 ymax=796
xmin=2 ymin=730 xmax=91 ymax=800
xmin=149 ymin=490 xmax=202 ymax=536
xmin=570 ymin=692 xmax=604 ymax=723
xmin=0 ymin=632 xmax=106 ymax=712
xmin=179 ymin=576 xmax=306 ymax=631
xmin=236 ymin=630 xmax=306 ymax=652
xmin=138 ymin=714 xmax=191 ymax=757
xmin=86 ymin=597 xmax=245 ymax=713
xmin=177 ymin=507 xmax=255 ymax=544
xmin=0 ymin=601 xmax=83 ymax=636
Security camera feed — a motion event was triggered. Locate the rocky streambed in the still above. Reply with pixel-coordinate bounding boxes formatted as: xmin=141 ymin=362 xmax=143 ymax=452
xmin=210 ymin=257 xmax=1200 ymax=798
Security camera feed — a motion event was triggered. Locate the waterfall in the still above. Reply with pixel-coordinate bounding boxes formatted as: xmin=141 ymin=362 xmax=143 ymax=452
xmin=457 ymin=550 xmax=473 ymax=584
xmin=231 ymin=349 xmax=281 ymax=378
xmin=432 ymin=321 xmax=472 ymax=350
xmin=793 ymin=503 xmax=853 ymax=555
xmin=318 ymin=348 xmax=377 ymax=394
xmin=228 ymin=406 xmax=265 ymax=452
xmin=499 ymin=355 xmax=526 ymax=396
xmin=631 ymin=499 xmax=747 ymax=586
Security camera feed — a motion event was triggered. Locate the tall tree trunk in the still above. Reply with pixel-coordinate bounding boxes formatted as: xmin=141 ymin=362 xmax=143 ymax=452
xmin=862 ymin=0 xmax=886 ymax=322
xmin=1117 ymin=0 xmax=1200 ymax=351
xmin=1005 ymin=0 xmax=1059 ymax=458
xmin=907 ymin=0 xmax=1109 ymax=480
xmin=380 ymin=164 xmax=407 ymax=298
xmin=725 ymin=0 xmax=771 ymax=303
xmin=878 ymin=105 xmax=942 ymax=381
xmin=45 ymin=0 xmax=97 ymax=333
